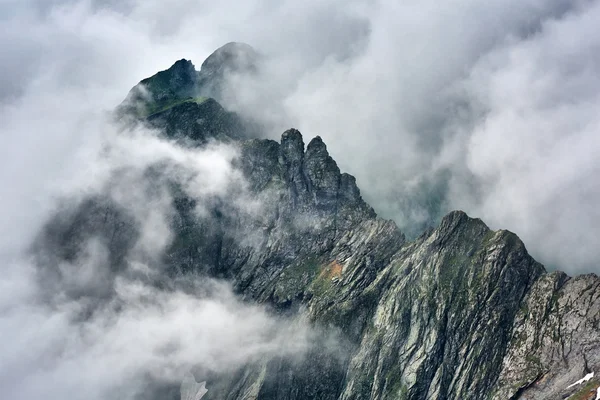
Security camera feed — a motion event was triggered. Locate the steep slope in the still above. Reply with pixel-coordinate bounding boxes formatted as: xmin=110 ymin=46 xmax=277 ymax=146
xmin=118 ymin=58 xmax=199 ymax=118
xmin=35 ymin=44 xmax=600 ymax=400
xmin=493 ymin=272 xmax=600 ymax=399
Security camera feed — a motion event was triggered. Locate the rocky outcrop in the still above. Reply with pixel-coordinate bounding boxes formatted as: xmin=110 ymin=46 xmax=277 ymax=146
xmin=493 ymin=272 xmax=600 ymax=399
xmin=146 ymin=97 xmax=249 ymax=143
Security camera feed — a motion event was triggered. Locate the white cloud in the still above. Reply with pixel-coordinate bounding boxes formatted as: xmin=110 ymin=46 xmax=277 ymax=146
xmin=0 ymin=268 xmax=312 ymax=400
xmin=460 ymin=1 xmax=600 ymax=270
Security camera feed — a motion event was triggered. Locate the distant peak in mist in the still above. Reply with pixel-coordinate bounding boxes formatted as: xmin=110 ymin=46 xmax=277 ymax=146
xmin=200 ymin=42 xmax=258 ymax=73
xmin=119 ymin=41 xmax=260 ymax=119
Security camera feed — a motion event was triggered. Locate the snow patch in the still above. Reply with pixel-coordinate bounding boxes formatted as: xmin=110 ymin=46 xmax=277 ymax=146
xmin=181 ymin=372 xmax=208 ymax=400
xmin=566 ymin=371 xmax=594 ymax=389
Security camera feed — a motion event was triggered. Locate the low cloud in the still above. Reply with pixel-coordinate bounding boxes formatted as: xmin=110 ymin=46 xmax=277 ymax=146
xmin=1 ymin=263 xmax=312 ymax=400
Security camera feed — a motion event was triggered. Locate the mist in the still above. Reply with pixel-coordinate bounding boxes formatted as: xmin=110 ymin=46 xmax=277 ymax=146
xmin=1 ymin=0 xmax=600 ymax=398
xmin=0 ymin=97 xmax=314 ymax=398
xmin=3 ymin=0 xmax=599 ymax=274
xmin=0 ymin=5 xmax=311 ymax=392
xmin=221 ymin=0 xmax=600 ymax=273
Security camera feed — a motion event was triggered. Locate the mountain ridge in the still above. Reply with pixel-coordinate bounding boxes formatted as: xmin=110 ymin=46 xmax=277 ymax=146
xmin=38 ymin=43 xmax=600 ymax=399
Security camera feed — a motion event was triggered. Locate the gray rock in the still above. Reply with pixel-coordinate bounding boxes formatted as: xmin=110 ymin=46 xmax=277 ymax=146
xmin=492 ymin=272 xmax=600 ymax=399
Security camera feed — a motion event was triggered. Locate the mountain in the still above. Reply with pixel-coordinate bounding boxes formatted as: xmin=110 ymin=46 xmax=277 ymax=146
xmin=37 ymin=44 xmax=600 ymax=399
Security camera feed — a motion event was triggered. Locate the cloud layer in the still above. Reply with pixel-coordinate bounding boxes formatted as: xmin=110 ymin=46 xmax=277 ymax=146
xmin=4 ymin=0 xmax=599 ymax=273
xmin=1 ymin=1 xmax=600 ymax=397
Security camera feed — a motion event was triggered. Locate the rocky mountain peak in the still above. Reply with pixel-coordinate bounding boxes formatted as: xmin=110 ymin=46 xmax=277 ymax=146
xmin=164 ymin=58 xmax=197 ymax=83
xmin=138 ymin=58 xmax=197 ymax=99
xmin=280 ymin=128 xmax=305 ymax=163
xmin=241 ymin=129 xmax=375 ymax=226
xmin=118 ymin=58 xmax=198 ymax=119
xmin=171 ymin=58 xmax=194 ymax=68
xmin=305 ymin=136 xmax=333 ymax=166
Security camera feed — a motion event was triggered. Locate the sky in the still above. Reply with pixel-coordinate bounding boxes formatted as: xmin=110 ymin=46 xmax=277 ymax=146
xmin=1 ymin=0 xmax=600 ymax=398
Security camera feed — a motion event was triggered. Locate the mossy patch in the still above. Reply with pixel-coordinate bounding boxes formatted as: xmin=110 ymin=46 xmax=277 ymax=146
xmin=384 ymin=361 xmax=408 ymax=398
xmin=273 ymin=257 xmax=320 ymax=301
xmin=143 ymin=96 xmax=208 ymax=118
xmin=567 ymin=379 xmax=599 ymax=400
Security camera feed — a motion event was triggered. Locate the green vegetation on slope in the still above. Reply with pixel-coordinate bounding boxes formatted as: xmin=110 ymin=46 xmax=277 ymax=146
xmin=143 ymin=96 xmax=208 ymax=118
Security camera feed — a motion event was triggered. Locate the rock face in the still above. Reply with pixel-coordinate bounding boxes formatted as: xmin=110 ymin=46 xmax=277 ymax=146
xmin=118 ymin=59 xmax=199 ymax=118
xmin=36 ymin=44 xmax=600 ymax=399
xmin=493 ymin=272 xmax=600 ymax=400
xmin=145 ymin=97 xmax=249 ymax=143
